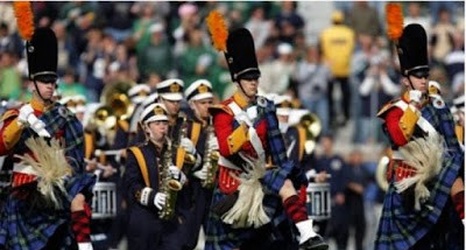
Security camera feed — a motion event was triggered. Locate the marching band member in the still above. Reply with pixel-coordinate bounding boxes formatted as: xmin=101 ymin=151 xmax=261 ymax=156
xmin=205 ymin=15 xmax=327 ymax=250
xmin=375 ymin=6 xmax=464 ymax=249
xmin=156 ymin=78 xmax=201 ymax=174
xmin=269 ymin=94 xmax=314 ymax=202
xmin=59 ymin=95 xmax=87 ymax=123
xmin=108 ymin=83 xmax=151 ymax=150
xmin=0 ymin=20 xmax=95 ymax=250
xmin=127 ymin=91 xmax=159 ymax=147
xmin=122 ymin=103 xmax=187 ymax=250
xmin=450 ymin=95 xmax=465 ymax=148
xmin=183 ymin=79 xmax=219 ymax=249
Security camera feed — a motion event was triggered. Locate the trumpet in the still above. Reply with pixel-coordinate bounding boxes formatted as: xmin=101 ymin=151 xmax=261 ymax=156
xmin=299 ymin=113 xmax=322 ymax=154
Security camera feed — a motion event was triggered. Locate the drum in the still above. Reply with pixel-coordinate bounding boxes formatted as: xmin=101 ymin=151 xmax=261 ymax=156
xmin=306 ymin=182 xmax=331 ymax=221
xmin=91 ymin=182 xmax=117 ymax=219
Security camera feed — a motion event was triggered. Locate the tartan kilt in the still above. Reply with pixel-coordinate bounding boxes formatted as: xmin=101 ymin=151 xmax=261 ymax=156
xmin=375 ymin=153 xmax=463 ymax=250
xmin=0 ymin=173 xmax=95 ymax=250
xmin=205 ymin=161 xmax=298 ymax=250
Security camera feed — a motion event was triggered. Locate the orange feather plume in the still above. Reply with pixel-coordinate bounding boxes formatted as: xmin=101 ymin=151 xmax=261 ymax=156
xmin=13 ymin=2 xmax=35 ymax=41
xmin=386 ymin=3 xmax=404 ymax=41
xmin=206 ymin=10 xmax=228 ymax=52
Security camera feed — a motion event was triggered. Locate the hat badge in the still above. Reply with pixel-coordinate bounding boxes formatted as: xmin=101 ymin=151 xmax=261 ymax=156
xmin=154 ymin=106 xmax=164 ymax=115
xmin=170 ymin=83 xmax=180 ymax=93
xmin=198 ymin=84 xmax=208 ymax=93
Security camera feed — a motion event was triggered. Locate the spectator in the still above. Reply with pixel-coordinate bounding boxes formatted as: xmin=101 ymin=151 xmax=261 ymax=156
xmin=443 ymin=30 xmax=464 ymax=83
xmin=131 ymin=2 xmax=170 ymax=54
xmin=172 ymin=2 xmax=199 ymax=56
xmin=80 ymin=28 xmax=106 ymax=102
xmin=313 ymin=134 xmax=350 ymax=250
xmin=294 ymin=44 xmax=332 ymax=135
xmin=404 ymin=2 xmax=431 ymax=35
xmin=430 ymin=7 xmax=456 ymax=65
xmin=0 ymin=51 xmax=21 ymax=100
xmin=52 ymin=21 xmax=79 ymax=77
xmin=347 ymin=1 xmax=383 ymax=38
xmin=244 ymin=5 xmax=272 ymax=49
xmin=137 ymin=22 xmax=173 ymax=81
xmin=260 ymin=42 xmax=297 ymax=95
xmin=100 ymin=2 xmax=137 ymax=43
xmin=345 ymin=149 xmax=369 ymax=250
xmin=57 ymin=67 xmax=87 ymax=98
xmin=177 ymin=27 xmax=215 ymax=89
xmin=352 ymin=36 xmax=400 ymax=144
xmin=320 ymin=10 xmax=355 ymax=127
xmin=273 ymin=2 xmax=305 ymax=44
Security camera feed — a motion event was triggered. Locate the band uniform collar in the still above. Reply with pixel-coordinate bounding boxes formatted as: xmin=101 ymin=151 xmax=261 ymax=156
xmin=30 ymin=96 xmax=51 ymax=112
xmin=233 ymin=91 xmax=250 ymax=109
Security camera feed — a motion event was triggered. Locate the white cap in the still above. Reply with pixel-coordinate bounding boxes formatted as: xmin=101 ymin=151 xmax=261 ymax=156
xmin=156 ymin=79 xmax=184 ymax=101
xmin=59 ymin=96 xmax=73 ymax=106
xmin=149 ymin=23 xmax=165 ymax=34
xmin=72 ymin=95 xmax=87 ymax=113
xmin=277 ymin=43 xmax=293 ymax=55
xmin=141 ymin=92 xmax=160 ymax=110
xmin=453 ymin=95 xmax=465 ymax=108
xmin=273 ymin=94 xmax=292 ymax=116
xmin=184 ymin=79 xmax=213 ymax=101
xmin=140 ymin=103 xmax=169 ymax=124
xmin=128 ymin=84 xmax=151 ymax=104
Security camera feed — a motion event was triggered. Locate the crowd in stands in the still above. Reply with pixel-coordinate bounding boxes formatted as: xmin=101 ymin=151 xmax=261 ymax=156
xmin=0 ymin=2 xmax=463 ymax=249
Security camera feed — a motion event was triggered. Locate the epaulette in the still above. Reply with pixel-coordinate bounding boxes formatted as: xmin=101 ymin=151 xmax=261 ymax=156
xmin=208 ymin=104 xmax=233 ymax=116
xmin=1 ymin=109 xmax=19 ymax=121
xmin=377 ymin=98 xmax=401 ymax=118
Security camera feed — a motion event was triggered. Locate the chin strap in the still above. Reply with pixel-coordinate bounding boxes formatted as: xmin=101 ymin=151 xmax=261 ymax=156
xmin=33 ymin=80 xmax=52 ymax=103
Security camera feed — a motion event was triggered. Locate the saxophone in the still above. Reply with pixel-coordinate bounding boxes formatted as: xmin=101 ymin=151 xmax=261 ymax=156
xmin=201 ymin=119 xmax=220 ymax=189
xmin=158 ymin=138 xmax=182 ymax=220
xmin=177 ymin=112 xmax=196 ymax=171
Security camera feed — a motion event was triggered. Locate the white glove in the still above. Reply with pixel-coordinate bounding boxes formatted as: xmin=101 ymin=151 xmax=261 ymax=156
xmin=153 ymin=192 xmax=167 ymax=210
xmin=17 ymin=104 xmax=34 ymax=125
xmin=208 ymin=136 xmax=219 ymax=151
xmin=180 ymin=137 xmax=196 ymax=155
xmin=409 ymin=90 xmax=423 ymax=105
xmin=18 ymin=105 xmax=51 ymax=138
xmin=193 ymin=166 xmax=208 ymax=180
xmin=169 ymin=165 xmax=187 ymax=185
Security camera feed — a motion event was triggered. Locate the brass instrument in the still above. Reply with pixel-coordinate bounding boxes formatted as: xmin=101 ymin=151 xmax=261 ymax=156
xmin=299 ymin=113 xmax=322 ymax=154
xmin=376 ymin=156 xmax=390 ymax=192
xmin=175 ymin=113 xmax=196 ymax=168
xmin=201 ymin=119 xmax=220 ymax=189
xmin=158 ymin=138 xmax=183 ymax=220
xmin=100 ymin=81 xmax=135 ymax=120
xmin=86 ymin=105 xmax=118 ymax=146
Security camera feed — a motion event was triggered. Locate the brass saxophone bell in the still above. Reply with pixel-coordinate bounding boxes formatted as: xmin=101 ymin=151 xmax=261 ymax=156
xmin=167 ymin=179 xmax=183 ymax=191
xmin=184 ymin=153 xmax=196 ymax=165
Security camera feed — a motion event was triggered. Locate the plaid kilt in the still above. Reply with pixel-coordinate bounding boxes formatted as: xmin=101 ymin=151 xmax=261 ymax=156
xmin=0 ymin=173 xmax=95 ymax=250
xmin=0 ymin=103 xmax=95 ymax=249
xmin=204 ymin=157 xmax=297 ymax=250
xmin=375 ymin=104 xmax=464 ymax=250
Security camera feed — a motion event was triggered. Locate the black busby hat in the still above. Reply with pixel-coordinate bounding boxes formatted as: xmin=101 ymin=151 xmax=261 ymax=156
xmin=26 ymin=27 xmax=58 ymax=82
xmin=224 ymin=28 xmax=261 ymax=82
xmin=397 ymin=24 xmax=429 ymax=77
